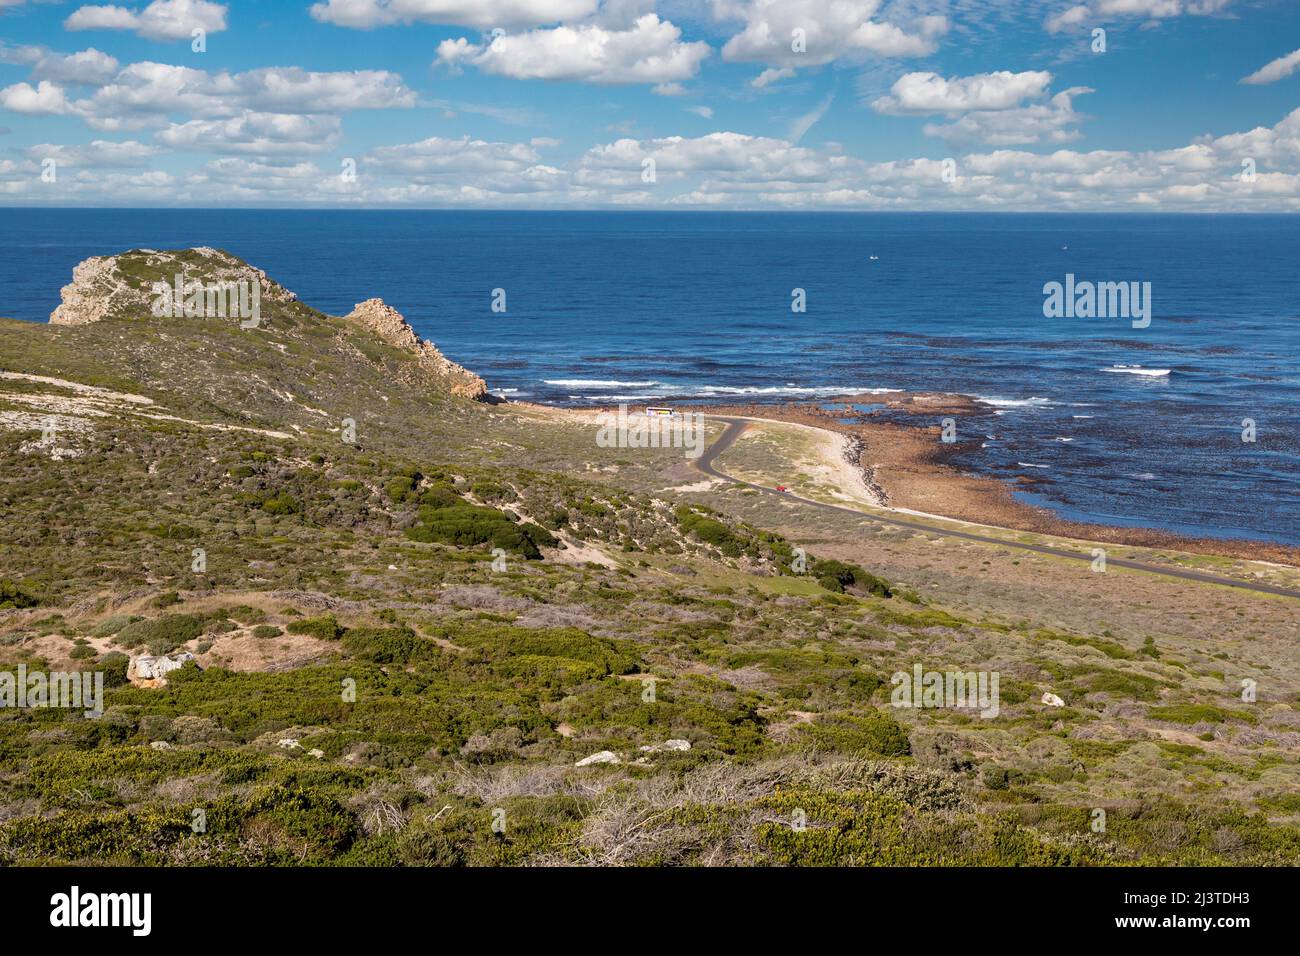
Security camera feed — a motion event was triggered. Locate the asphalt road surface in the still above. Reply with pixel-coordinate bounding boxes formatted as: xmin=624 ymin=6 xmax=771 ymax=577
xmin=694 ymin=416 xmax=1300 ymax=601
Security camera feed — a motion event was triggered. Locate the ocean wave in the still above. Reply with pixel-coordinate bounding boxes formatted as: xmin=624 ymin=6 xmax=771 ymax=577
xmin=582 ymin=395 xmax=668 ymax=403
xmin=543 ymin=378 xmax=663 ymax=388
xmin=1018 ymin=462 xmax=1051 ymax=469
xmin=1103 ymin=365 xmax=1171 ymax=377
xmin=559 ymin=383 xmax=889 ymax=401
xmin=694 ymin=384 xmax=886 ymax=397
xmin=978 ymin=395 xmax=1054 ymax=408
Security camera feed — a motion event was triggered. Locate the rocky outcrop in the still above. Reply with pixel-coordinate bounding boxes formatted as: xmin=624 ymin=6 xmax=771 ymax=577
xmin=128 ymin=651 xmax=198 ymax=688
xmin=343 ymin=298 xmax=491 ymax=402
xmin=49 ymin=247 xmax=297 ymax=326
xmin=46 ymin=248 xmax=494 ymax=403
xmin=48 ymin=255 xmax=127 ymax=326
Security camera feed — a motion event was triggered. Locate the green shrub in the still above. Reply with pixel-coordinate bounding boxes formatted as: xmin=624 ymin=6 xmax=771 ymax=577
xmin=91 ymin=614 xmax=137 ymax=637
xmin=261 ymin=494 xmax=301 ymax=516
xmin=341 ymin=626 xmax=435 ymax=664
xmin=795 ymin=711 xmax=911 ymax=757
xmin=451 ymin=624 xmax=641 ymax=675
xmin=1148 ymin=703 xmax=1257 ymax=726
xmin=287 ymin=614 xmax=344 ymax=640
xmin=982 ymin=765 xmax=1011 ymax=790
xmin=115 ymin=614 xmax=205 ymax=654
xmin=98 ymin=651 xmax=130 ymax=687
xmin=0 ymin=579 xmax=40 ymax=609
xmin=677 ymin=510 xmax=743 ymax=556
xmin=405 ymin=494 xmax=556 ymax=559
xmin=813 ymin=560 xmax=892 ymax=598
xmin=252 ymin=625 xmax=282 ymax=639
xmin=385 ymin=472 xmax=420 ymax=503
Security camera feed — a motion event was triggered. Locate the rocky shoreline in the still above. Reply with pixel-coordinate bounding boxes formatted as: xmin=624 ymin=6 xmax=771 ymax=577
xmin=839 ymin=431 xmax=889 ymax=507
xmin=683 ymin=400 xmax=1300 ymax=568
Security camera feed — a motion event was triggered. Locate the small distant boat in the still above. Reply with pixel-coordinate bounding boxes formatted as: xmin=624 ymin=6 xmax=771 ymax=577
xmin=868 ymin=255 xmax=879 ymax=261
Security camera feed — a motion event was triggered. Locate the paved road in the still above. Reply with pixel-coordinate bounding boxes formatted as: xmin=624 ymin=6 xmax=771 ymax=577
xmin=694 ymin=415 xmax=1300 ymax=601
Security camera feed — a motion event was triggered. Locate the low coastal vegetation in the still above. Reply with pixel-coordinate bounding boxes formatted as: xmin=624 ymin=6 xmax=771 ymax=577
xmin=1 ymin=251 xmax=1296 ymax=867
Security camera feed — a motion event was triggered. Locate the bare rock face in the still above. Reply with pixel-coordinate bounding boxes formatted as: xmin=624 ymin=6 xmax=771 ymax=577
xmin=49 ymin=247 xmax=297 ymax=326
xmin=48 ymin=255 xmax=124 ymax=326
xmin=128 ymin=652 xmax=198 ymax=688
xmin=343 ymin=298 xmax=490 ymax=401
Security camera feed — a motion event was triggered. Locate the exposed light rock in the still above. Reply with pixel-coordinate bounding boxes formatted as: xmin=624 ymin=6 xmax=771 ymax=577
xmin=342 ymin=298 xmax=491 ymax=402
xmin=128 ymin=652 xmax=198 ymax=688
xmin=49 ymin=254 xmax=131 ymax=326
xmin=575 ymin=750 xmax=621 ymax=766
xmin=49 ymin=247 xmax=295 ymax=326
xmin=639 ymin=739 xmax=691 ymax=753
xmin=1042 ymin=692 xmax=1065 ymax=707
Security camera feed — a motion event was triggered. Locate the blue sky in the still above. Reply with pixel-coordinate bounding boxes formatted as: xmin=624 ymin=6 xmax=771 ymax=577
xmin=1 ymin=0 xmax=1298 ymax=208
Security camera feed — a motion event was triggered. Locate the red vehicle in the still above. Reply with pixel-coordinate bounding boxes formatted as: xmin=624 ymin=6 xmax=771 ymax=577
xmin=774 ymin=485 xmax=788 ymax=493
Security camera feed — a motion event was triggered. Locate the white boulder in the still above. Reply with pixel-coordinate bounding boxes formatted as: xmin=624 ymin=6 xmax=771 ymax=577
xmin=575 ymin=750 xmax=621 ymax=767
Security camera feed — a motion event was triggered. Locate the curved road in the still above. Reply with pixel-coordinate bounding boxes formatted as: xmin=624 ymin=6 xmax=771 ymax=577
xmin=695 ymin=416 xmax=1300 ymax=601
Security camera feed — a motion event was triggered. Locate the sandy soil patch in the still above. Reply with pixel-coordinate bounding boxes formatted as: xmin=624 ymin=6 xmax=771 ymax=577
xmin=197 ymin=629 xmax=333 ymax=672
xmin=546 ymin=535 xmax=619 ymax=569
xmin=0 ymin=371 xmax=153 ymax=405
xmin=667 ymin=476 xmax=728 ymax=493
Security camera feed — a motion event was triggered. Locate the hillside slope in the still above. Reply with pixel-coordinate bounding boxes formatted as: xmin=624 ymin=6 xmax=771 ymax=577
xmin=0 ymin=250 xmax=1296 ymax=867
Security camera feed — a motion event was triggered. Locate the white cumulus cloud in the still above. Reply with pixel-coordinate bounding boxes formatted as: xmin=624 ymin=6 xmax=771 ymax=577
xmin=65 ymin=0 xmax=229 ymax=42
xmin=157 ymin=112 xmax=344 ymax=155
xmin=716 ymin=0 xmax=948 ymax=69
xmin=435 ymin=14 xmax=710 ymax=84
xmin=0 ymin=81 xmax=73 ymax=115
xmin=873 ymin=70 xmax=1055 ymax=114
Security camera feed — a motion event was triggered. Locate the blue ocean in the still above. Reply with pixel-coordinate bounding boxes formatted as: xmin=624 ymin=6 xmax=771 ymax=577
xmin=2 ymin=208 xmax=1296 ymax=544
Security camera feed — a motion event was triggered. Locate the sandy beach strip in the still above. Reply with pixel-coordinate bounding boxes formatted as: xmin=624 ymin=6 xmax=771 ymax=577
xmin=692 ymin=401 xmax=1300 ymax=568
